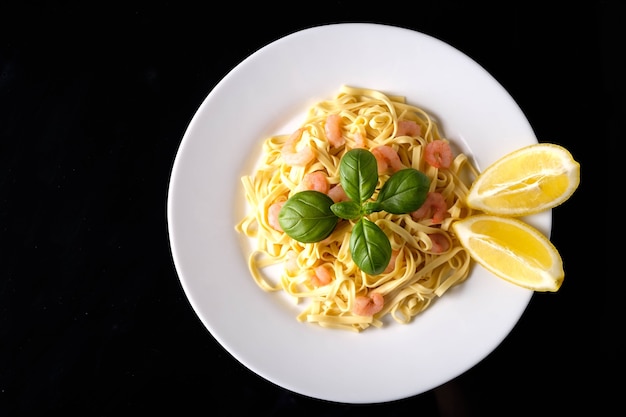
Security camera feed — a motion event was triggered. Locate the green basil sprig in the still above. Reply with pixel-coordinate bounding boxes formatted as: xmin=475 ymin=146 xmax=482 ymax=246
xmin=279 ymin=148 xmax=430 ymax=275
xmin=366 ymin=168 xmax=430 ymax=214
xmin=278 ymin=190 xmax=338 ymax=243
xmin=338 ymin=149 xmax=378 ymax=203
xmin=350 ymin=217 xmax=392 ymax=275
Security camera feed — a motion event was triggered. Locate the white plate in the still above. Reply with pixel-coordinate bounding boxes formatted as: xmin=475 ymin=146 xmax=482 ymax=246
xmin=167 ymin=23 xmax=549 ymax=404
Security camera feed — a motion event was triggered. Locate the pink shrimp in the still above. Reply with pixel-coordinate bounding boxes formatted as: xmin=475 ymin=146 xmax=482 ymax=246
xmin=396 ymin=120 xmax=421 ymax=137
xmin=353 ymin=292 xmax=384 ymax=316
xmin=424 ymin=140 xmax=453 ymax=169
xmin=268 ymin=201 xmax=285 ymax=231
xmin=325 ymin=114 xmax=345 ymax=147
xmin=328 ymin=184 xmax=349 ymax=202
xmin=371 ymin=145 xmax=404 ymax=174
xmin=281 ymin=128 xmax=315 ymax=166
xmin=300 ymin=171 xmax=330 ymax=194
xmin=411 ymin=192 xmax=448 ymax=224
xmin=310 ymin=264 xmax=333 ymax=287
xmin=428 ymin=233 xmax=450 ymax=254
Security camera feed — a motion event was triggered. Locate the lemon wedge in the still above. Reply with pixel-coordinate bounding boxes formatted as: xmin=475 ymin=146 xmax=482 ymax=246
xmin=466 ymin=143 xmax=580 ymax=216
xmin=452 ymin=215 xmax=564 ymax=292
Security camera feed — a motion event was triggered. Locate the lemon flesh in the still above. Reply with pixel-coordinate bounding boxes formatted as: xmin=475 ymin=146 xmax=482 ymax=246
xmin=467 ymin=143 xmax=580 ymax=216
xmin=452 ymin=215 xmax=564 ymax=292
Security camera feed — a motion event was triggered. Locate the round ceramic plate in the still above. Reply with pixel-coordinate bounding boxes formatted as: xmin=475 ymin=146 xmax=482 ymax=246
xmin=167 ymin=23 xmax=549 ymax=404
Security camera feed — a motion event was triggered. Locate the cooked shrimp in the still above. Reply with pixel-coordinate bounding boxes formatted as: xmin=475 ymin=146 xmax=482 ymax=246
xmin=325 ymin=114 xmax=345 ymax=147
xmin=310 ymin=264 xmax=333 ymax=287
xmin=411 ymin=192 xmax=448 ymax=224
xmin=281 ymin=128 xmax=315 ymax=166
xmin=424 ymin=140 xmax=452 ymax=169
xmin=328 ymin=184 xmax=349 ymax=203
xmin=353 ymin=292 xmax=384 ymax=316
xmin=371 ymin=145 xmax=404 ymax=174
xmin=300 ymin=171 xmax=330 ymax=194
xmin=268 ymin=201 xmax=285 ymax=231
xmin=396 ymin=120 xmax=421 ymax=137
xmin=428 ymin=233 xmax=450 ymax=254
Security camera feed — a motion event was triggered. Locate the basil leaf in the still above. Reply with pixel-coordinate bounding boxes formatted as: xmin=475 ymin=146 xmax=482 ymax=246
xmin=376 ymin=168 xmax=430 ymax=214
xmin=331 ymin=200 xmax=362 ymax=220
xmin=362 ymin=201 xmax=382 ymax=214
xmin=350 ymin=218 xmax=392 ymax=275
xmin=278 ymin=190 xmax=338 ymax=243
xmin=339 ymin=149 xmax=378 ymax=203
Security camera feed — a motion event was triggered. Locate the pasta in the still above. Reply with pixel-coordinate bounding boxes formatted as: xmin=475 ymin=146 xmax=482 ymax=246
xmin=235 ymin=86 xmax=480 ymax=332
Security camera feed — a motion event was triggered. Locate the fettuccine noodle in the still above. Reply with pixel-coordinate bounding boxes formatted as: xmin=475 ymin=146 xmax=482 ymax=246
xmin=235 ymin=86 xmax=479 ymax=332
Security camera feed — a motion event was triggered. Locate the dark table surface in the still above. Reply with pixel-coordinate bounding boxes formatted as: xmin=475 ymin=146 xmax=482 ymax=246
xmin=1 ymin=1 xmax=620 ymax=415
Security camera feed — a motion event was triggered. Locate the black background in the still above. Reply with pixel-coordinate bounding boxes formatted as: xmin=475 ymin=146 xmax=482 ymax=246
xmin=1 ymin=1 xmax=620 ymax=415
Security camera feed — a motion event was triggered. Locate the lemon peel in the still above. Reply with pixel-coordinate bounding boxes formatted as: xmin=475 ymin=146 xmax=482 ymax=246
xmin=466 ymin=143 xmax=580 ymax=216
xmin=452 ymin=215 xmax=564 ymax=292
